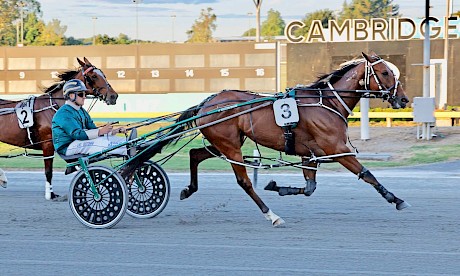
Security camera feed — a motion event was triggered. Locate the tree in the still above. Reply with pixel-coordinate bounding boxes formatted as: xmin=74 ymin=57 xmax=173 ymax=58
xmin=339 ymin=0 xmax=399 ymax=21
xmin=0 ymin=0 xmax=19 ymax=45
xmin=0 ymin=0 xmax=68 ymax=46
xmin=260 ymin=9 xmax=285 ymax=39
xmin=95 ymin=34 xmax=116 ymax=45
xmin=186 ymin=7 xmax=217 ymax=43
xmin=115 ymin=33 xmax=131 ymax=44
xmin=35 ymin=19 xmax=66 ymax=46
xmin=23 ymin=12 xmax=44 ymax=45
xmin=242 ymin=28 xmax=256 ymax=37
xmin=295 ymin=9 xmax=336 ymax=37
xmin=65 ymin=36 xmax=84 ymax=45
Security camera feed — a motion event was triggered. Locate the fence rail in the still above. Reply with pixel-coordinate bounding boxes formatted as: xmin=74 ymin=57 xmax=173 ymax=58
xmin=91 ymin=111 xmax=460 ymax=126
xmin=349 ymin=112 xmax=460 ymax=127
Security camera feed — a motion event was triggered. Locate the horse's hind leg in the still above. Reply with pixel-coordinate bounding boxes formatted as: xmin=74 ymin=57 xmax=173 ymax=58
xmin=301 ymin=159 xmax=318 ymax=196
xmin=337 ymin=155 xmax=410 ymax=210
xmin=180 ymin=146 xmax=219 ymax=200
xmin=42 ymin=142 xmax=66 ymax=201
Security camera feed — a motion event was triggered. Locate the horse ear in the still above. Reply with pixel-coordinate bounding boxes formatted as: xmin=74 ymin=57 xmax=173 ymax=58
xmin=83 ymin=57 xmax=92 ymax=66
xmin=77 ymin=57 xmax=85 ymax=67
xmin=362 ymin=52 xmax=371 ymax=62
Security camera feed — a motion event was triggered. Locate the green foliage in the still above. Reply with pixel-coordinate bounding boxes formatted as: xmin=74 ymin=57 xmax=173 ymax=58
xmin=23 ymin=12 xmax=44 ymax=45
xmin=0 ymin=0 xmax=135 ymax=46
xmin=339 ymin=0 xmax=399 ymax=21
xmin=0 ymin=0 xmax=20 ymax=45
xmin=242 ymin=28 xmax=256 ymax=37
xmin=186 ymin=7 xmax=217 ymax=43
xmin=0 ymin=0 xmax=42 ymax=46
xmin=34 ymin=18 xmax=66 ymax=45
xmin=295 ymin=9 xmax=336 ymax=37
xmin=65 ymin=36 xmax=84 ymax=45
xmin=115 ymin=33 xmax=131 ymax=44
xmin=261 ymin=9 xmax=285 ymax=39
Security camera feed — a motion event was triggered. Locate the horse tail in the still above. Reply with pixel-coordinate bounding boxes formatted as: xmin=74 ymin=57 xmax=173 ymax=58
xmin=119 ymin=105 xmax=200 ymax=179
xmin=154 ymin=104 xmax=199 ymax=150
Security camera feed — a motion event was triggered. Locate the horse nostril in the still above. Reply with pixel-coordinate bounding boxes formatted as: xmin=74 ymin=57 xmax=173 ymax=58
xmin=111 ymin=94 xmax=117 ymax=100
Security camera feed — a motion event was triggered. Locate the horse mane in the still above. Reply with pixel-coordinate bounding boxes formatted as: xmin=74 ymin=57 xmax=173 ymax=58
xmin=308 ymin=58 xmax=364 ymax=89
xmin=41 ymin=69 xmax=79 ymax=94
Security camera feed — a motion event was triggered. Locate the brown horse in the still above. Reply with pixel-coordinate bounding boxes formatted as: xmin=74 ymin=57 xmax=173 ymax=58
xmin=0 ymin=57 xmax=118 ymax=200
xmin=122 ymin=52 xmax=410 ymax=226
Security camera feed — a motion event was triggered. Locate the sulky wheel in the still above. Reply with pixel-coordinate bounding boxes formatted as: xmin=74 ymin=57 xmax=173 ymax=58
xmin=126 ymin=161 xmax=170 ymax=219
xmin=69 ymin=165 xmax=128 ymax=229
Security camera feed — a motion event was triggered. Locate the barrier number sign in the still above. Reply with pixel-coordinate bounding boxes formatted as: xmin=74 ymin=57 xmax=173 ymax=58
xmin=273 ymin=98 xmax=299 ymax=127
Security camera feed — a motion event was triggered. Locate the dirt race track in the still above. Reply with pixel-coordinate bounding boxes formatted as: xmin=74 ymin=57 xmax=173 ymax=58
xmin=0 ymin=163 xmax=459 ymax=275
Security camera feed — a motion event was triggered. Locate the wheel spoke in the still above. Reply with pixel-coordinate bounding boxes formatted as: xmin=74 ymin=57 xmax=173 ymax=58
xmin=69 ymin=166 xmax=127 ymax=228
xmin=126 ymin=161 xmax=170 ymax=218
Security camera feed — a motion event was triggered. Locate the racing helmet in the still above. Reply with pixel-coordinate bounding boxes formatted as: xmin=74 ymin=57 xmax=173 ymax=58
xmin=63 ymin=79 xmax=88 ymax=99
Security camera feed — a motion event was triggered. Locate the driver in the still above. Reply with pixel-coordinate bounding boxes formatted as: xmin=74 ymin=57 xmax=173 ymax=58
xmin=52 ymin=79 xmax=128 ymax=156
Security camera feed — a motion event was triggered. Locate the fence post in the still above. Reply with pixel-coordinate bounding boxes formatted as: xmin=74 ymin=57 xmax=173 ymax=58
xmin=360 ymin=98 xmax=370 ymax=140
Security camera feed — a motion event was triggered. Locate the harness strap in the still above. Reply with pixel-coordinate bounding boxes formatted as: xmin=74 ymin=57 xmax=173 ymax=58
xmin=26 ymin=127 xmax=34 ymax=145
xmin=282 ymin=125 xmax=296 ymax=155
xmin=83 ymin=66 xmax=95 ymax=75
xmin=327 ymin=82 xmax=354 ymax=116
xmin=0 ymin=108 xmax=16 ymax=115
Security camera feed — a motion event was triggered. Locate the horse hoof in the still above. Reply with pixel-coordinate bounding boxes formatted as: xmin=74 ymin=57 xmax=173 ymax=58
xmin=396 ymin=201 xmax=411 ymax=210
xmin=264 ymin=180 xmax=278 ymax=191
xmin=273 ymin=217 xmax=285 ymax=227
xmin=180 ymin=189 xmax=189 ymax=200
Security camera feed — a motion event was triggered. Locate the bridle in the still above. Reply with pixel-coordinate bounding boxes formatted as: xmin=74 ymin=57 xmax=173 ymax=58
xmin=81 ymin=66 xmax=112 ymax=103
xmin=362 ymin=58 xmax=401 ymax=102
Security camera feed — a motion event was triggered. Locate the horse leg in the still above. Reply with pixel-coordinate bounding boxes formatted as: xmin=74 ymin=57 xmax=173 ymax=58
xmin=265 ymin=158 xmax=318 ymax=196
xmin=301 ymin=159 xmax=318 ymax=196
xmin=337 ymin=155 xmax=410 ymax=210
xmin=42 ymin=143 xmax=67 ymax=201
xmin=180 ymin=146 xmax=219 ymax=200
xmin=227 ymin=152 xmax=285 ymax=226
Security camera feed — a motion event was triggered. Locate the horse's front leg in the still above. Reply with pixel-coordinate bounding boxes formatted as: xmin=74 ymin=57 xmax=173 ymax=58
xmin=228 ymin=154 xmax=285 ymax=227
xmin=180 ymin=147 xmax=218 ymax=200
xmin=337 ymin=154 xmax=410 ymax=210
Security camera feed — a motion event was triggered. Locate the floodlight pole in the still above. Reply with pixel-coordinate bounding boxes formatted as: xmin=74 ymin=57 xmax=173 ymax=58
xmin=18 ymin=1 xmax=25 ymax=46
xmin=253 ymin=0 xmax=262 ymax=42
xmin=92 ymin=17 xmax=98 ymax=45
xmin=171 ymin=14 xmax=176 ymax=42
xmin=133 ymin=0 xmax=142 ymax=44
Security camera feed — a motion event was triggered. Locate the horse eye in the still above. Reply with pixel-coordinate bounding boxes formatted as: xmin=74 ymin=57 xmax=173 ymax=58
xmin=382 ymin=71 xmax=389 ymax=76
xmin=91 ymin=75 xmax=98 ymax=79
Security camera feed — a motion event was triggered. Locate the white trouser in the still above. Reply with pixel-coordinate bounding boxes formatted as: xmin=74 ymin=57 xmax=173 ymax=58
xmin=65 ymin=135 xmax=127 ymax=156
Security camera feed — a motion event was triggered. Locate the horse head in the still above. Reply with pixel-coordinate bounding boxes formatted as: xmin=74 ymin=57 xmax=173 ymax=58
xmin=361 ymin=52 xmax=409 ymax=109
xmin=77 ymin=57 xmax=118 ymax=105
